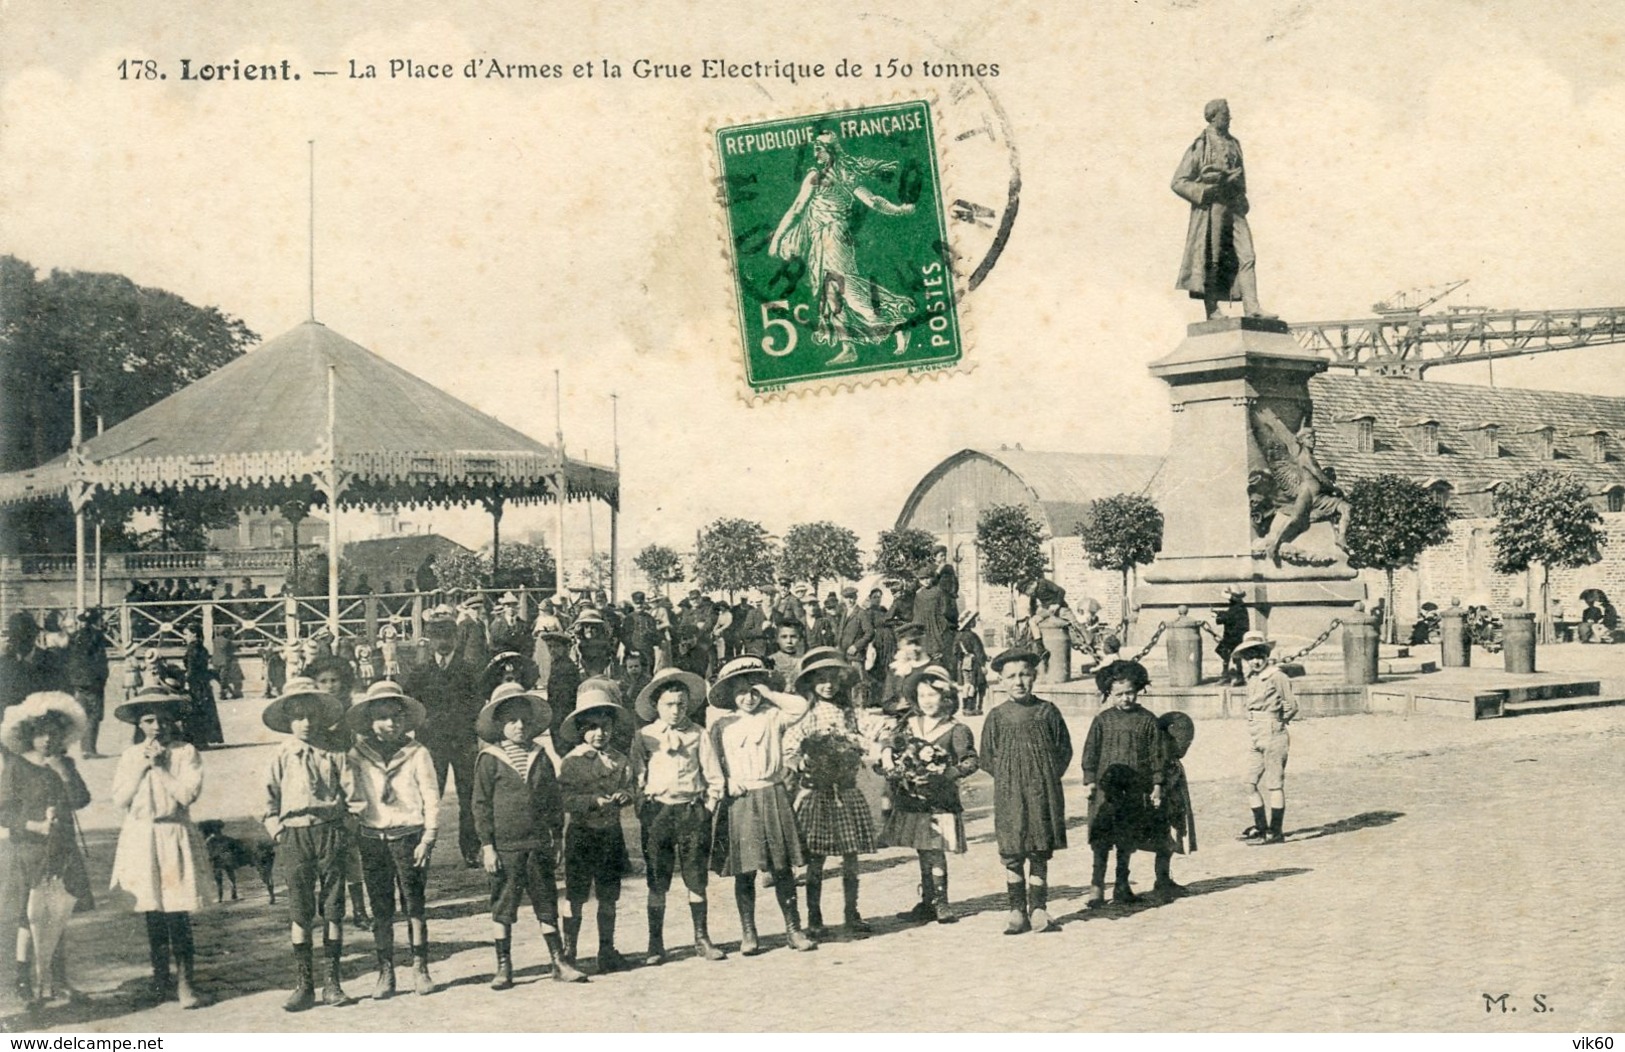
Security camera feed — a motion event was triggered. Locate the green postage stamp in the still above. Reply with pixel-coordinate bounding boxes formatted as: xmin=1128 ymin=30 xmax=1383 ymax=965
xmin=715 ymin=100 xmax=963 ymax=394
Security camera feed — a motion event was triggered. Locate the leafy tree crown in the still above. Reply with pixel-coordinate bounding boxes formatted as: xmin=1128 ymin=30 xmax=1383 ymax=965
xmin=633 ymin=544 xmax=683 ymax=588
xmin=694 ymin=517 xmax=777 ymax=594
xmin=779 ymin=521 xmax=862 ymax=588
xmin=976 ymin=503 xmax=1047 ymax=587
xmin=1343 ymin=475 xmax=1453 ymax=572
xmin=1491 ymin=469 xmax=1607 ymax=574
xmin=872 ymin=526 xmax=938 ymax=578
xmin=1075 ymin=494 xmax=1164 ymax=573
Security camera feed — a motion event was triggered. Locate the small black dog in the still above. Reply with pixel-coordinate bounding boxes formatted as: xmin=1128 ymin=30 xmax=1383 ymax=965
xmin=197 ymin=819 xmax=276 ymax=903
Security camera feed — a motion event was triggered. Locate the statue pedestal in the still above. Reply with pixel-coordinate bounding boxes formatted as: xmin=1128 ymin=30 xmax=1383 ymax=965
xmin=1137 ymin=317 xmax=1365 ymax=648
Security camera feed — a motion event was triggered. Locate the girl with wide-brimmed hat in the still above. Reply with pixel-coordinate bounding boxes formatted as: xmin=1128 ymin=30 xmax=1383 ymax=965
xmin=782 ymin=648 xmax=878 ymax=937
xmin=109 ymin=687 xmax=211 ymax=1008
xmin=1232 ymin=631 xmax=1296 ymax=845
xmin=344 ymin=681 xmax=440 ymax=999
xmin=1 ymin=693 xmax=94 ymax=1006
xmin=881 ymin=665 xmax=979 ymax=926
xmin=706 ymin=656 xmax=816 ymax=955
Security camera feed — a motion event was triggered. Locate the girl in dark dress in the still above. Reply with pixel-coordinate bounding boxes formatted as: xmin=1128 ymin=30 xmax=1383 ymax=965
xmin=980 ymin=648 xmax=1072 ymax=935
xmin=1 ymin=693 xmax=94 ymax=1005
xmin=881 ymin=665 xmax=978 ymax=924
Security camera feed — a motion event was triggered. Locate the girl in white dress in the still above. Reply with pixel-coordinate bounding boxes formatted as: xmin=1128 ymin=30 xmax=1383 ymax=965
xmin=109 ymin=687 xmax=211 ymax=1008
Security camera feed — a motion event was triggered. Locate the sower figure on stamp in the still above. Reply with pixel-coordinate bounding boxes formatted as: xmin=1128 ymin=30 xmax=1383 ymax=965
xmin=1172 ymin=98 xmax=1275 ymax=320
xmin=769 ymin=130 xmax=918 ymax=365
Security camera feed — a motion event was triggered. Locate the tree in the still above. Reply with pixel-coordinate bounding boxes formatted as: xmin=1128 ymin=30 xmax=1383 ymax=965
xmin=779 ymin=521 xmax=862 ymax=594
xmin=0 ymin=256 xmax=258 ymax=552
xmin=694 ymin=517 xmax=776 ymax=599
xmin=435 ymin=542 xmax=556 ymax=593
xmin=1076 ymin=493 xmax=1164 ymax=634
xmin=584 ymin=553 xmax=613 ymax=591
xmin=634 ymin=543 xmax=684 ymax=598
xmin=872 ymin=526 xmax=938 ymax=580
xmin=1343 ymin=475 xmax=1454 ymax=642
xmin=1492 ymin=469 xmax=1607 ymax=641
xmin=977 ymin=504 xmax=1048 ymax=616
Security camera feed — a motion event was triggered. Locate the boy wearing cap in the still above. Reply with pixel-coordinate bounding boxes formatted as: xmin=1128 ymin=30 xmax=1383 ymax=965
xmin=346 ymin=681 xmax=441 ymax=998
xmin=472 ymin=683 xmax=588 ymax=988
xmin=981 ymin=648 xmax=1073 ymax=934
xmin=261 ymin=678 xmax=364 ymax=1011
xmin=1235 ymin=632 xmax=1295 ymax=845
xmin=632 ymin=669 xmax=726 ymax=964
xmin=556 ymin=680 xmax=637 ymax=973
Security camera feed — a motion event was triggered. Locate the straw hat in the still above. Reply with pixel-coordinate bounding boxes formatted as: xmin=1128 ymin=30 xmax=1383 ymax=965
xmin=958 ymin=610 xmax=980 ymax=632
xmin=485 ymin=650 xmax=525 ymax=672
xmin=476 ymin=682 xmax=553 ymax=745
xmin=1 ymin=692 xmax=87 ymax=755
xmin=793 ymin=650 xmax=855 ymax=693
xmin=261 ymin=676 xmax=345 ymax=735
xmin=114 ymin=685 xmax=189 ymax=725
xmin=990 ymin=646 xmax=1043 ymax=673
xmin=573 ymin=607 xmax=606 ymax=628
xmin=707 ymin=656 xmax=776 ymax=709
xmin=634 ymin=667 xmax=708 ymax=723
xmin=497 ymin=592 xmax=520 ymax=607
xmin=556 ymin=678 xmax=634 ymax=749
xmin=900 ymin=664 xmax=959 ymax=716
xmin=343 ymin=680 xmax=428 ymax=736
xmin=1231 ymin=630 xmax=1276 ymax=664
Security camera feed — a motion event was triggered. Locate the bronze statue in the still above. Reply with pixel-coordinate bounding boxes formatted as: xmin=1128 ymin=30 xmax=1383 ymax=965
xmin=1172 ymin=99 xmax=1275 ymax=320
xmin=1250 ymin=420 xmax=1350 ymax=568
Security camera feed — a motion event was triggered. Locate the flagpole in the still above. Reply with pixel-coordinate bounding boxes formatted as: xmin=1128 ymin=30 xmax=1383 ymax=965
xmin=554 ymin=369 xmax=566 ymax=599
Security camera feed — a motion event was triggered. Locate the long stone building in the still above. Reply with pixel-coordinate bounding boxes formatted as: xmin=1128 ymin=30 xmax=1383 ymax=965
xmin=897 ymin=375 xmax=1625 ymax=644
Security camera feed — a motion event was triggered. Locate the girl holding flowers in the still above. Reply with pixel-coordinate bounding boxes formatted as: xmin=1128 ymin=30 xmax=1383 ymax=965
xmin=784 ymin=648 xmax=878 ymax=936
xmin=882 ymin=665 xmax=979 ymax=924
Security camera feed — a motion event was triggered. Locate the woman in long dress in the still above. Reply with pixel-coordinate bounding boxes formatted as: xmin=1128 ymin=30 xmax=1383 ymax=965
xmin=769 ymin=131 xmax=918 ymax=365
xmin=109 ymin=688 xmax=211 ymax=1008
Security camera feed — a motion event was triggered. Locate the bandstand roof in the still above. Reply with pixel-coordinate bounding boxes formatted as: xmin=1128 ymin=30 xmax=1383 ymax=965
xmin=0 ymin=320 xmax=617 ymax=511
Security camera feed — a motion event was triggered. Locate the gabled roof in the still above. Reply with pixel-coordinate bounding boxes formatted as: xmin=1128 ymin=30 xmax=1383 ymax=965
xmin=0 ymin=321 xmax=616 ymax=509
xmin=897 ymin=448 xmax=1167 ymax=534
xmin=1309 ymin=374 xmax=1625 ymax=493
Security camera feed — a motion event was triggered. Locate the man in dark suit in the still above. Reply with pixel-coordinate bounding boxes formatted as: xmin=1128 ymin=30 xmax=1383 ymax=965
xmin=931 ymin=544 xmax=960 ymax=628
xmin=402 ymin=616 xmax=483 ymax=867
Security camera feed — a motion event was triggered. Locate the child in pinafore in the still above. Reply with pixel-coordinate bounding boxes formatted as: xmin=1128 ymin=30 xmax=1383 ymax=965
xmin=784 ymin=647 xmax=878 ymax=936
xmin=555 ymin=678 xmax=637 ymax=973
xmin=631 ymin=668 xmax=726 ymax=964
xmin=980 ymin=647 xmax=1073 ymax=934
xmin=1080 ymin=659 xmax=1166 ymax=908
xmin=882 ymin=665 xmax=978 ymax=924
xmin=109 ymin=687 xmax=211 ymax=1008
xmin=261 ymin=677 xmax=362 ymax=1011
xmin=707 ymin=656 xmax=815 ymax=954
xmin=471 ymin=683 xmax=588 ymax=988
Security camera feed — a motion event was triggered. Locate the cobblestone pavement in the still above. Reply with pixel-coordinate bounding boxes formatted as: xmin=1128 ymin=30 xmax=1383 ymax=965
xmin=4 ymin=691 xmax=1622 ymax=1033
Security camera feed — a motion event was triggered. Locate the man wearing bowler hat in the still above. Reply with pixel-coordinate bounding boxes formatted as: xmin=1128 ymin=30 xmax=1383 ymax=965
xmin=402 ymin=615 xmax=482 ymax=868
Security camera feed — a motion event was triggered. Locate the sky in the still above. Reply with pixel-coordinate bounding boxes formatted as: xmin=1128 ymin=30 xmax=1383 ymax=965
xmin=5 ymin=0 xmax=1625 ymax=578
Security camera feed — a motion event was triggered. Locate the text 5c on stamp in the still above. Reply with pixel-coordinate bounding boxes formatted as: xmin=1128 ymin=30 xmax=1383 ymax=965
xmin=715 ymin=100 xmax=963 ymax=393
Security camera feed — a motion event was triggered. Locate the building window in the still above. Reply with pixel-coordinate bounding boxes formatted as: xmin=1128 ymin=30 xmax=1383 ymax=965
xmin=1468 ymin=423 xmax=1499 ymax=458
xmin=1427 ymin=480 xmax=1454 ymax=510
xmin=1607 ymin=487 xmax=1624 ymax=514
xmin=1405 ymin=419 xmax=1440 ymax=456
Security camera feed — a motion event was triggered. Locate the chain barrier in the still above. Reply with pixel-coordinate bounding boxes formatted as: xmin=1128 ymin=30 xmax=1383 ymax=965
xmin=1276 ymin=617 xmax=1344 ymax=665
xmin=1128 ymin=620 xmax=1169 ymax=662
xmin=1197 ymin=620 xmax=1223 ymax=641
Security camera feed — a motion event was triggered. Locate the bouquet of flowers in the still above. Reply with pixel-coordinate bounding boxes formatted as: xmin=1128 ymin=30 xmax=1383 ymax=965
xmin=887 ymin=731 xmax=952 ymax=793
xmin=798 ymin=729 xmax=864 ymax=792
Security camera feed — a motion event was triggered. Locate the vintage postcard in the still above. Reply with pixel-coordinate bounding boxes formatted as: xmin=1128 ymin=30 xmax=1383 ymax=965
xmin=1 ymin=0 xmax=1621 ymax=1043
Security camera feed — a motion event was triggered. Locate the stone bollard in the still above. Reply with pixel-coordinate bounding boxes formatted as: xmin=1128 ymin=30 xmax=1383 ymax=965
xmin=1439 ymin=599 xmax=1470 ymax=668
xmin=1164 ymin=606 xmax=1203 ymax=687
xmin=1340 ymin=603 xmax=1380 ymax=685
xmin=1039 ymin=624 xmax=1072 ymax=684
xmin=1502 ymin=599 xmax=1537 ymax=673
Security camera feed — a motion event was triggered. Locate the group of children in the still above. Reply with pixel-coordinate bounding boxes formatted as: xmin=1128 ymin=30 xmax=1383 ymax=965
xmin=246 ymin=632 xmax=1220 ymax=1008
